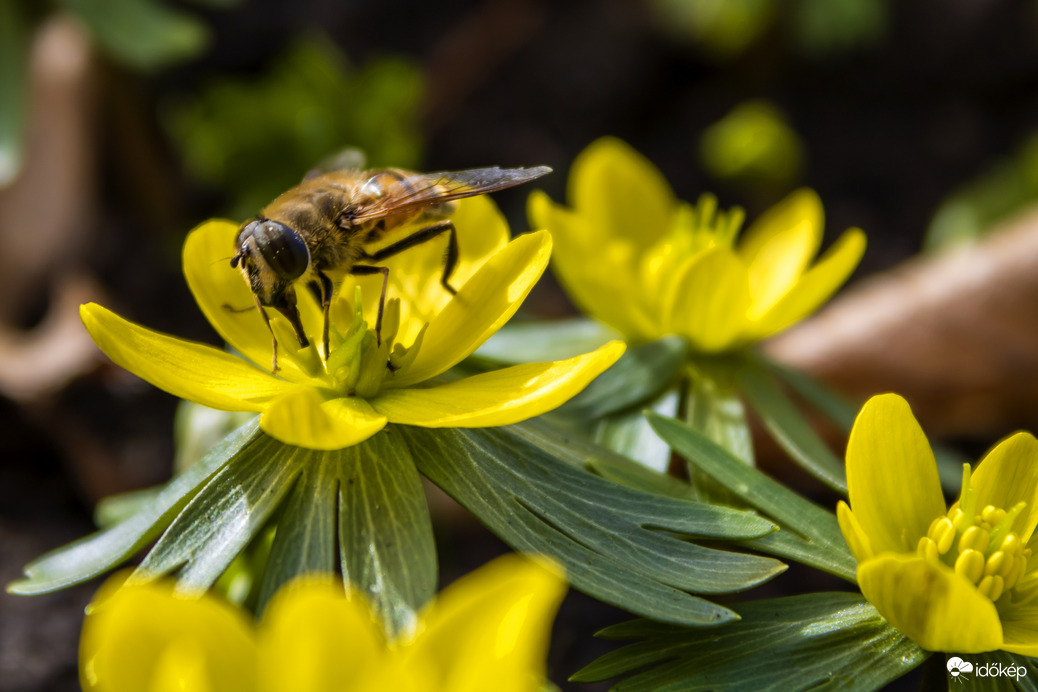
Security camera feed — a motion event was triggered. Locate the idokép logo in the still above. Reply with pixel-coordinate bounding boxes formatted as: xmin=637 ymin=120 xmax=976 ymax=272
xmin=947 ymin=656 xmax=1028 ymax=683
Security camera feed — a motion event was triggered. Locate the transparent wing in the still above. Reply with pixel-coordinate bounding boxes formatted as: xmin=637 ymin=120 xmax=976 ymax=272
xmin=349 ymin=166 xmax=552 ymax=221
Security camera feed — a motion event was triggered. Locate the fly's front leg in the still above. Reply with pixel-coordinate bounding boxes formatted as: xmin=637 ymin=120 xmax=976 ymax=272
xmin=307 ymin=269 xmax=334 ymax=359
xmin=349 ymin=264 xmax=390 ymax=345
xmin=365 ymin=220 xmax=459 ymax=295
xmin=252 ymin=297 xmax=280 ymax=372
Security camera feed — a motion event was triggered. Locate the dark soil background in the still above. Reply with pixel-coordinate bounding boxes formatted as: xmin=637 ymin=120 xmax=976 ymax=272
xmin=3 ymin=0 xmax=1038 ymax=689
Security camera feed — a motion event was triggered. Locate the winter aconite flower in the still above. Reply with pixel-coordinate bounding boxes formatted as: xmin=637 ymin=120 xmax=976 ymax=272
xmin=528 ymin=137 xmax=865 ymax=352
xmin=80 ymin=554 xmax=566 ymax=692
xmin=81 ymin=196 xmax=623 ymax=450
xmin=839 ymin=393 xmax=1038 ymax=654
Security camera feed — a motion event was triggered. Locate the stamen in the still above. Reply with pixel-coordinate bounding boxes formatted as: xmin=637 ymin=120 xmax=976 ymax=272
xmin=954 ymin=549 xmax=986 ymax=585
xmin=958 ymin=525 xmax=990 ymax=554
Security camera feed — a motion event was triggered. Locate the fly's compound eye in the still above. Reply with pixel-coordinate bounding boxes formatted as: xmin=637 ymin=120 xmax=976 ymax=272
xmin=239 ymin=219 xmax=311 ymax=281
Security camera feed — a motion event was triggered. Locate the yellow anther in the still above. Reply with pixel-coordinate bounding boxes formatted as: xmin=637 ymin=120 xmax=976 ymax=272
xmin=934 ymin=519 xmax=956 ymax=554
xmin=982 ymin=505 xmax=1005 ymax=526
xmin=1001 ymin=533 xmax=1022 ymax=555
xmin=978 ymin=575 xmax=1005 ymax=602
xmin=918 ymin=536 xmax=939 ymax=563
xmin=1004 ymin=555 xmax=1027 ymax=591
xmin=958 ymin=526 xmax=990 ymax=554
xmin=948 ymin=507 xmax=966 ymax=529
xmin=986 ymin=551 xmax=1007 ymax=578
xmin=954 ymin=549 xmax=986 ymax=585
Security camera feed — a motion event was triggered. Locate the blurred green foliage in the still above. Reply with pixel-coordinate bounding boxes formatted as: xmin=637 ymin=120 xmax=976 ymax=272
xmin=163 ymin=36 xmax=424 ymax=220
xmin=791 ymin=0 xmax=886 ymax=57
xmin=700 ymin=99 xmax=803 ymax=189
xmin=651 ymin=0 xmax=886 ymax=59
xmin=926 ymin=133 xmax=1038 ymax=251
xmin=56 ymin=0 xmax=210 ymax=70
xmin=652 ymin=0 xmax=775 ymax=59
xmin=0 ymin=0 xmax=234 ymax=187
xmin=0 ymin=0 xmax=29 ymax=186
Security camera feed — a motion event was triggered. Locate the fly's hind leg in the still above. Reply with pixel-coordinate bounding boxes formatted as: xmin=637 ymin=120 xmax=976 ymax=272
xmin=363 ymin=220 xmax=459 ymax=295
xmin=349 ymin=264 xmax=390 ymax=345
xmin=307 ymin=269 xmax=334 ymax=359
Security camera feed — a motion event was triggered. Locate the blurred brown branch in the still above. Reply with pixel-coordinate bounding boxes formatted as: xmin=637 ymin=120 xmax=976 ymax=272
xmin=766 ymin=204 xmax=1038 ymax=441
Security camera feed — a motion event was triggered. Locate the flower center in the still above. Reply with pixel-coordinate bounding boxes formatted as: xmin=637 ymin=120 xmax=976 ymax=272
xmin=916 ymin=465 xmax=1034 ymax=604
xmin=323 ymin=287 xmax=426 ymax=398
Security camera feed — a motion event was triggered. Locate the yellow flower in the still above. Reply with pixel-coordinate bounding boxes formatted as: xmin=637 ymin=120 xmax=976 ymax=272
xmin=838 ymin=393 xmax=1038 ymax=654
xmin=82 ymin=196 xmax=624 ymax=450
xmin=528 ymin=137 xmax=865 ymax=352
xmin=79 ymin=554 xmax=566 ymax=692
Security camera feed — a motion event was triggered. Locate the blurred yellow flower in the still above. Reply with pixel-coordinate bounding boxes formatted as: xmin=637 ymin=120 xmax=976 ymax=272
xmin=529 ymin=137 xmax=865 ymax=352
xmin=81 ymin=196 xmax=623 ymax=450
xmin=80 ymin=554 xmax=566 ymax=692
xmin=839 ymin=393 xmax=1038 ymax=654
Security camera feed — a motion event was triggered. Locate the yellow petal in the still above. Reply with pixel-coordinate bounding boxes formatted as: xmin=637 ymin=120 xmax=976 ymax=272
xmin=739 ymin=189 xmax=822 ymax=264
xmin=846 ymin=394 xmax=945 ymax=555
xmin=970 ymin=432 xmax=1038 ymax=542
xmin=569 ymin=137 xmax=676 ymax=250
xmin=662 ymin=246 xmax=751 ymax=352
xmin=388 ymin=231 xmax=552 ymax=388
xmin=260 ymin=389 xmax=387 ymax=450
xmin=742 ymin=194 xmax=822 ymax=318
xmin=857 ymin=554 xmax=1002 ymax=653
xmin=81 ymin=303 xmax=289 ymax=412
xmin=837 ymin=501 xmax=874 ymax=564
xmin=183 ymin=219 xmax=322 ymax=381
xmin=257 ymin=578 xmax=389 ymax=692
xmin=372 ymin=341 xmax=624 ymax=427
xmin=405 ymin=554 xmax=566 ymax=692
xmin=999 ymin=603 xmax=1038 ymax=656
xmin=529 ymin=191 xmax=655 ymax=339
xmin=80 ymin=575 xmax=256 ymax=692
xmin=747 ymin=228 xmax=865 ymax=340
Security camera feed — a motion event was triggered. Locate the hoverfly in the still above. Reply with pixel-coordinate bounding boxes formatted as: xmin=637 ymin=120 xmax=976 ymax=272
xmin=231 ymin=163 xmax=552 ymax=371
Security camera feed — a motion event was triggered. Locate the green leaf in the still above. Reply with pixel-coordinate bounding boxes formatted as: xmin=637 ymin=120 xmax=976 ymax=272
xmin=474 ymin=318 xmax=621 ymax=364
xmin=0 ymin=0 xmax=27 ymax=186
xmin=964 ymin=652 xmax=1038 ymax=691
xmin=134 ymin=433 xmax=301 ymax=592
xmin=57 ymin=0 xmax=209 ymax=70
xmin=685 ymin=367 xmax=753 ymax=465
xmin=401 ymin=424 xmax=785 ymax=626
xmin=648 ymin=413 xmax=856 ymax=581
xmin=94 ymin=486 xmax=164 ymax=528
xmin=574 ymin=592 xmax=927 ymax=690
xmin=8 ymin=419 xmax=261 ymax=595
xmin=560 ymin=336 xmax=687 ymax=419
xmin=516 ymin=417 xmax=695 ymax=501
xmin=762 ymin=356 xmax=856 ymax=430
xmin=337 ymin=428 xmax=437 ymax=636
xmin=590 ymin=388 xmax=680 ymax=473
xmin=738 ymin=361 xmax=846 ymax=492
xmin=256 ymin=451 xmax=339 ymax=614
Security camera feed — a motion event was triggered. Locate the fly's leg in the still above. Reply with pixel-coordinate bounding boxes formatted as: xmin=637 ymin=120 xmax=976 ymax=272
xmin=252 ymin=297 xmax=280 ymax=372
xmin=306 ymin=269 xmax=334 ymax=359
xmin=363 ymin=220 xmax=459 ymax=295
xmin=349 ymin=265 xmax=390 ymax=345
xmin=349 ymin=220 xmax=459 ymax=346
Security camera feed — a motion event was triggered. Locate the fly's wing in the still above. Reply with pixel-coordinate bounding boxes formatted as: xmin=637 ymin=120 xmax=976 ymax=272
xmin=303 ymin=147 xmax=368 ymax=180
xmin=348 ymin=166 xmax=552 ymax=221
